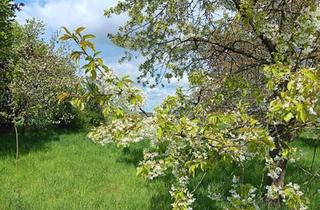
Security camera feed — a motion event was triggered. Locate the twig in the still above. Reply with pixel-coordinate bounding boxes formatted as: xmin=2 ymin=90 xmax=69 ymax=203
xmin=311 ymin=146 xmax=317 ymax=172
xmin=191 ymin=172 xmax=207 ymax=194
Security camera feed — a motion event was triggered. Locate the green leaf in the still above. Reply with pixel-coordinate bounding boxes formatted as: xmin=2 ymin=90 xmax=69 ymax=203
xmin=200 ymin=162 xmax=207 ymax=171
xmin=156 ymin=127 xmax=163 ymax=138
xmin=304 ymin=70 xmax=316 ymax=81
xmin=94 ymin=51 xmax=102 ymax=57
xmin=189 ymin=164 xmax=199 ymax=177
xmin=86 ymin=41 xmax=96 ymax=52
xmin=14 ymin=116 xmax=25 ymax=128
xmin=287 ymin=80 xmax=294 ymax=91
xmin=88 ymin=60 xmax=96 ymax=71
xmin=59 ymin=34 xmax=71 ymax=41
xmin=297 ymin=103 xmax=307 ymax=123
xmin=115 ymin=108 xmax=124 ymax=118
xmin=70 ymin=51 xmax=81 ymax=62
xmin=90 ymin=69 xmax=97 ymax=80
xmin=80 ymin=40 xmax=88 ymax=50
xmin=75 ymin=26 xmax=86 ymax=34
xmin=57 ymin=92 xmax=69 ymax=104
xmin=136 ymin=167 xmax=145 ymax=176
xmin=130 ymin=97 xmax=137 ymax=105
xmin=61 ymin=26 xmax=71 ymax=35
xmin=79 ymin=101 xmax=85 ymax=111
xmin=284 ymin=112 xmax=294 ymax=122
xmin=83 ymin=34 xmax=96 ymax=39
xmin=122 ymin=75 xmax=132 ymax=83
xmin=96 ymin=58 xmax=104 ymax=66
xmin=102 ymin=107 xmax=110 ymax=116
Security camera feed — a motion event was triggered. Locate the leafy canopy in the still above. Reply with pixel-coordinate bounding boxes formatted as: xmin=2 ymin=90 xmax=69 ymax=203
xmin=60 ymin=0 xmax=320 ymax=209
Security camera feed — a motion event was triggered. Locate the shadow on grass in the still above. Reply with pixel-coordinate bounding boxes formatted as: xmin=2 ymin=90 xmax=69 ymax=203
xmin=116 ymin=141 xmax=150 ymax=166
xmin=298 ymin=137 xmax=320 ymax=148
xmin=149 ymin=181 xmax=172 ymax=210
xmin=114 ymin=141 xmax=173 ymax=209
xmin=148 ymin=159 xmax=268 ymax=210
xmin=0 ymin=128 xmax=65 ymax=157
xmin=114 ymin=142 xmax=264 ymax=210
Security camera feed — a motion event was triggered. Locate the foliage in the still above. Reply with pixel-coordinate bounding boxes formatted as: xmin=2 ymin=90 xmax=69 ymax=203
xmin=0 ymin=0 xmax=23 ymax=61
xmin=60 ymin=1 xmax=320 ymax=209
xmin=0 ymin=19 xmax=78 ymax=129
xmin=58 ymin=27 xmax=145 ymax=123
xmin=0 ymin=0 xmax=23 ymax=127
xmin=65 ymin=103 xmax=104 ymax=129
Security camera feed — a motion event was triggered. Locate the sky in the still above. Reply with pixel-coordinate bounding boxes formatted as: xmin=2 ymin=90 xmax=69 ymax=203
xmin=15 ymin=0 xmax=188 ymax=112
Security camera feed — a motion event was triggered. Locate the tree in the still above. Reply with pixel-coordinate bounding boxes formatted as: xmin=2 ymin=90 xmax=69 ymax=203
xmin=60 ymin=1 xmax=320 ymax=209
xmin=1 ymin=19 xmax=78 ymax=162
xmin=105 ymin=0 xmax=319 ymax=207
xmin=9 ymin=20 xmax=77 ymax=128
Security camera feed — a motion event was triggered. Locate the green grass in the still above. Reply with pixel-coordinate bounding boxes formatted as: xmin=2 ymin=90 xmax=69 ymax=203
xmin=0 ymin=129 xmax=319 ymax=209
xmin=0 ymin=130 xmax=170 ymax=210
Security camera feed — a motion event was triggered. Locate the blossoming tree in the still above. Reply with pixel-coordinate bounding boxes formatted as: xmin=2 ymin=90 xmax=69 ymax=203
xmin=60 ymin=0 xmax=320 ymax=209
xmin=0 ymin=20 xmax=78 ymax=162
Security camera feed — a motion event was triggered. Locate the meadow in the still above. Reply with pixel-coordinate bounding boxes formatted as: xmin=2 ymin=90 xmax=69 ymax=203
xmin=0 ymin=130 xmax=170 ymax=210
xmin=0 ymin=129 xmax=319 ymax=210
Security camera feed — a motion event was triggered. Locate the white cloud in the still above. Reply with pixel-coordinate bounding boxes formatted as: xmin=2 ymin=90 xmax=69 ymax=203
xmin=108 ymin=59 xmax=143 ymax=79
xmin=17 ymin=0 xmax=124 ymax=41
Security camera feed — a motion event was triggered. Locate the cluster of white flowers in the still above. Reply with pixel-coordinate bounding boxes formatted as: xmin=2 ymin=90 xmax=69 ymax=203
xmin=227 ymin=176 xmax=259 ymax=209
xmin=265 ymin=184 xmax=282 ymax=200
xmin=261 ymin=6 xmax=320 ymax=63
xmin=88 ymin=116 xmax=157 ymax=147
xmin=216 ymin=126 xmax=273 ymax=163
xmin=294 ymin=6 xmax=320 ymax=56
xmin=170 ymin=185 xmax=195 ymax=210
xmin=95 ymin=73 xmax=146 ymax=112
xmin=266 ymin=183 xmax=307 ymax=210
xmin=207 ymin=186 xmax=222 ymax=201
xmin=138 ymin=152 xmax=168 ymax=180
xmin=88 ymin=87 xmax=279 ymax=210
xmin=265 ymin=156 xmax=283 ymax=179
xmin=261 ymin=23 xmax=280 ymax=42
xmin=285 ymin=182 xmax=304 ymax=197
xmin=268 ymin=167 xmax=282 ymax=179
xmin=178 ymin=176 xmax=190 ymax=186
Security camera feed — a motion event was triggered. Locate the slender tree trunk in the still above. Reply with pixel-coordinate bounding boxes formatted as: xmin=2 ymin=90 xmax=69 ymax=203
xmin=14 ymin=124 xmax=19 ymax=165
xmin=311 ymin=146 xmax=317 ymax=172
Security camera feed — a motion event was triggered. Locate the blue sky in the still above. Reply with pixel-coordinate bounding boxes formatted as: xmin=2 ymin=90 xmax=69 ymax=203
xmin=15 ymin=0 xmax=188 ymax=111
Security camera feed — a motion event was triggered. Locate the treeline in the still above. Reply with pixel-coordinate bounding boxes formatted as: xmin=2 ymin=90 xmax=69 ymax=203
xmin=0 ymin=1 xmax=101 ymax=132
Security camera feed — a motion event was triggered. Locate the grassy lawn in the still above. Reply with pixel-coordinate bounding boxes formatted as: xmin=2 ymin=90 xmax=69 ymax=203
xmin=0 ymin=129 xmax=319 ymax=209
xmin=0 ymin=130 xmax=170 ymax=210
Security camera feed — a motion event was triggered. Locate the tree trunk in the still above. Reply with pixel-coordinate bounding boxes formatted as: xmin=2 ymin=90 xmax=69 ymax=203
xmin=265 ymin=155 xmax=288 ymax=206
xmin=311 ymin=146 xmax=317 ymax=172
xmin=264 ymin=125 xmax=291 ymax=207
xmin=14 ymin=124 xmax=19 ymax=166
